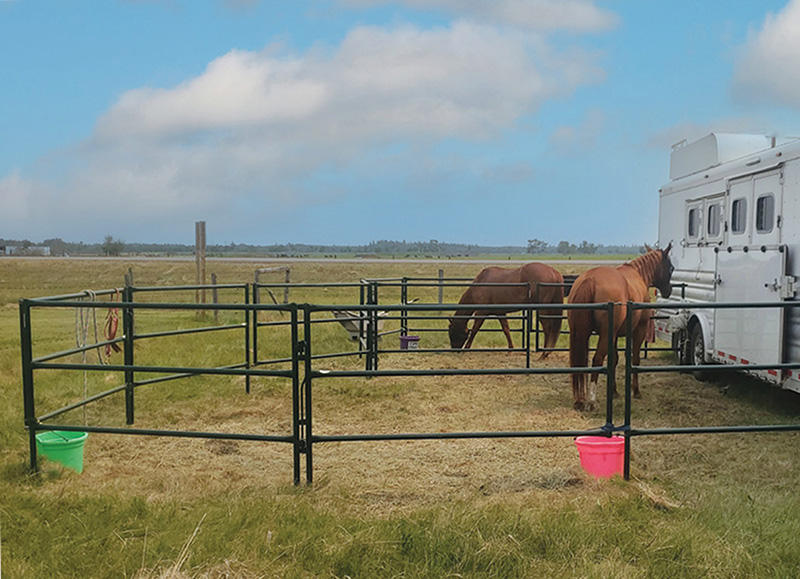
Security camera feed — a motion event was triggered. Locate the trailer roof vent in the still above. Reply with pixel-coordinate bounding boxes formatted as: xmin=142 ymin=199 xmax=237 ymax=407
xmin=670 ymin=133 xmax=772 ymax=180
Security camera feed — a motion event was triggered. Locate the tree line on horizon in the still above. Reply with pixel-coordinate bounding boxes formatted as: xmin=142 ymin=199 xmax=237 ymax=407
xmin=1 ymin=237 xmax=644 ymax=257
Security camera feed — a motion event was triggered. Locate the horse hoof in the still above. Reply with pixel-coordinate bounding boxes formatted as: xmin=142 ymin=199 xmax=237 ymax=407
xmin=573 ymin=401 xmax=584 ymax=411
xmin=633 ymin=391 xmax=642 ymax=399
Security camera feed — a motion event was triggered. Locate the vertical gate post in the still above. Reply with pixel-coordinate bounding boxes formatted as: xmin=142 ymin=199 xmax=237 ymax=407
xmin=438 ymin=269 xmax=444 ymax=304
xmin=358 ymin=282 xmax=366 ymax=362
xmin=534 ymin=283 xmax=542 ymax=356
xmin=623 ymin=301 xmax=634 ymax=481
xmin=302 ymin=305 xmax=314 ymax=483
xmin=244 ymin=285 xmax=251 ymax=394
xmin=211 ymin=274 xmax=219 ymax=324
xmin=401 ymin=277 xmax=408 ymax=337
xmin=369 ymin=282 xmax=379 ymax=371
xmin=605 ymin=302 xmax=616 ymax=430
xmin=525 ymin=307 xmax=532 ymax=369
xmin=363 ymin=281 xmax=379 ymax=371
xmin=290 ymin=306 xmax=302 ymax=485
xmin=19 ymin=300 xmax=38 ymax=472
xmin=252 ymin=281 xmax=259 ymax=368
xmin=123 ymin=285 xmax=136 ymax=425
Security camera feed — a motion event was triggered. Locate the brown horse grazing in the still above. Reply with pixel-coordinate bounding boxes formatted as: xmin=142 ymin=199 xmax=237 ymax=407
xmin=448 ymin=262 xmax=564 ymax=357
xmin=568 ymin=244 xmax=674 ymax=411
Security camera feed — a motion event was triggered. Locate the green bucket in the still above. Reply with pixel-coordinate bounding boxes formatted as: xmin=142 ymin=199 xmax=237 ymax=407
xmin=35 ymin=431 xmax=88 ymax=473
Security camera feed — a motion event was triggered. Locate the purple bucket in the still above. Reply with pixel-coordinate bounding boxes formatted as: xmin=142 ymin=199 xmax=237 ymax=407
xmin=399 ymin=335 xmax=420 ymax=350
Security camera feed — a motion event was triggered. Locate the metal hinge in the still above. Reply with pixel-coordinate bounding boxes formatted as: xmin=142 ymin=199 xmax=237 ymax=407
xmin=780 ymin=275 xmax=797 ymax=299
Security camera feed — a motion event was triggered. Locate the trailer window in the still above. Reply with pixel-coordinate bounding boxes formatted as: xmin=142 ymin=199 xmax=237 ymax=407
xmin=731 ymin=198 xmax=746 ymax=235
xmin=688 ymin=207 xmax=700 ymax=239
xmin=756 ymin=194 xmax=775 ymax=233
xmin=707 ymin=203 xmax=722 ymax=237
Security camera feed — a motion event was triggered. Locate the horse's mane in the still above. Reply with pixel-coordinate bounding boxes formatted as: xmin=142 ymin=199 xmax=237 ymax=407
xmin=626 ymin=249 xmax=663 ymax=287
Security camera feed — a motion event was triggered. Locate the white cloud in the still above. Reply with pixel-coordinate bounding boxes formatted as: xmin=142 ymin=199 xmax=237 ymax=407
xmin=339 ymin=0 xmax=618 ymax=32
xmin=86 ymin=21 xmax=604 ymax=214
xmin=95 ymin=49 xmax=329 ymax=140
xmin=4 ymin=19 xmax=607 ymax=241
xmin=733 ymin=0 xmax=800 ymax=106
xmin=97 ymin=22 xmax=603 ymax=144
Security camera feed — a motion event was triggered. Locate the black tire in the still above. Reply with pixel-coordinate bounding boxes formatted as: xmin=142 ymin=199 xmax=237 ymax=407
xmin=690 ymin=324 xmax=712 ymax=381
xmin=672 ymin=330 xmax=689 ymax=365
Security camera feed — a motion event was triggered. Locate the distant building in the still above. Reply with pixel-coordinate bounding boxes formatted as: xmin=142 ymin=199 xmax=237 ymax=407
xmin=4 ymin=246 xmax=51 ymax=256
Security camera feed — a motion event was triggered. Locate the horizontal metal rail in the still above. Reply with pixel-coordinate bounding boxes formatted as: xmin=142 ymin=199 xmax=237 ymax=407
xmin=133 ymin=362 xmax=251 ymax=388
xmin=32 ymin=361 xmax=292 ymax=378
xmin=34 ymin=423 xmax=293 ymax=444
xmin=629 ymin=424 xmax=800 ymax=436
xmin=135 ymin=322 xmax=245 ymax=341
xmin=38 ymin=384 xmax=129 ymax=422
xmin=255 ymin=282 xmax=364 ymax=289
xmin=311 ymin=365 xmax=600 ymax=379
xmin=33 ymin=337 xmax=125 ymax=363
xmin=634 ymin=362 xmax=800 ymax=373
xmin=32 ymin=288 xmax=123 ymax=302
xmin=315 ymin=427 xmax=607 ymax=443
xmin=131 ymin=283 xmax=248 ymax=293
xmin=23 ymin=299 xmax=293 ymax=312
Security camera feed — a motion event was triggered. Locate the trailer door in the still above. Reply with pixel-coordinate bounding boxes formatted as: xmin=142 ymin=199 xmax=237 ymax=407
xmin=714 ymin=248 xmax=787 ymax=383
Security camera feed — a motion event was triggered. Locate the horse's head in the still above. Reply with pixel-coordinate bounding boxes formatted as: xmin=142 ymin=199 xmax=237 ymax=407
xmin=448 ymin=316 xmax=469 ymax=349
xmin=652 ymin=242 xmax=674 ymax=298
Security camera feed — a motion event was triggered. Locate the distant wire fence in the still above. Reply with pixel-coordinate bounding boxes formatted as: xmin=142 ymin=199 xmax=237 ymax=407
xmin=18 ymin=278 xmax=800 ymax=484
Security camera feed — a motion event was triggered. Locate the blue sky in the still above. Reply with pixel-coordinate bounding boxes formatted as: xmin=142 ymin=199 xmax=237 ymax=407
xmin=2 ymin=0 xmax=800 ymax=247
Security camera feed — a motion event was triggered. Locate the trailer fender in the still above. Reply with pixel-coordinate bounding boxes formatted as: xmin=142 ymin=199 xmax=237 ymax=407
xmin=687 ymin=313 xmax=713 ymax=364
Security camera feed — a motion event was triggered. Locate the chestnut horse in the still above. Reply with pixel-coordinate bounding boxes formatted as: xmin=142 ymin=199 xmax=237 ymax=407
xmin=568 ymin=244 xmax=674 ymax=411
xmin=448 ymin=262 xmax=564 ymax=357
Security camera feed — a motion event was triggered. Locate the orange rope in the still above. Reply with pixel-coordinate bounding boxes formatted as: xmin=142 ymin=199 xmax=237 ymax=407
xmin=104 ymin=289 xmax=121 ymax=355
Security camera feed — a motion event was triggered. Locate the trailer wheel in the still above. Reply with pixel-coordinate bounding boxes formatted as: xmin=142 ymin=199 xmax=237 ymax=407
xmin=690 ymin=324 xmax=712 ymax=381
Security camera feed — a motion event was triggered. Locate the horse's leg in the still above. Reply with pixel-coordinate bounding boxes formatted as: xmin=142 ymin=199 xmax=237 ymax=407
xmin=464 ymin=315 xmax=485 ymax=349
xmin=498 ymin=315 xmax=515 ymax=350
xmin=588 ymin=332 xmax=612 ymax=410
xmin=569 ymin=312 xmax=591 ymax=411
xmin=572 ymin=360 xmax=586 ymax=411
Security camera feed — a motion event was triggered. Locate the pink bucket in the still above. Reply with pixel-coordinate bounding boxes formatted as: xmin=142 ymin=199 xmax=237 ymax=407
xmin=574 ymin=436 xmax=625 ymax=478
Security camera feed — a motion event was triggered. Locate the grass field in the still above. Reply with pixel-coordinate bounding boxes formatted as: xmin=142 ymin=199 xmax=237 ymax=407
xmin=3 ymin=257 xmax=800 ymax=578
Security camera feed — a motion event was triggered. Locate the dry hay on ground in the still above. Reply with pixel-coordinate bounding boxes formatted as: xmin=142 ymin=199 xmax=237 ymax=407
xmin=33 ymin=350 xmax=731 ymax=515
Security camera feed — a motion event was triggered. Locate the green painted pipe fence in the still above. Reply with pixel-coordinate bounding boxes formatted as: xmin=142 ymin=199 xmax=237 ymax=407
xmin=19 ymin=280 xmax=800 ymax=485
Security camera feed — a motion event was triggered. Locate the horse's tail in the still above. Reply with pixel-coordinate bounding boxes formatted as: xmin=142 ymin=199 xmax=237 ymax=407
xmin=540 ymin=284 xmax=564 ymax=356
xmin=548 ymin=279 xmax=564 ymax=350
xmin=567 ymin=277 xmax=594 ymax=404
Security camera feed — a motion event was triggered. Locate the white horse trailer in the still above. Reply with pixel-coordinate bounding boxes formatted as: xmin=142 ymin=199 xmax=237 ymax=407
xmin=656 ymin=132 xmax=800 ymax=391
